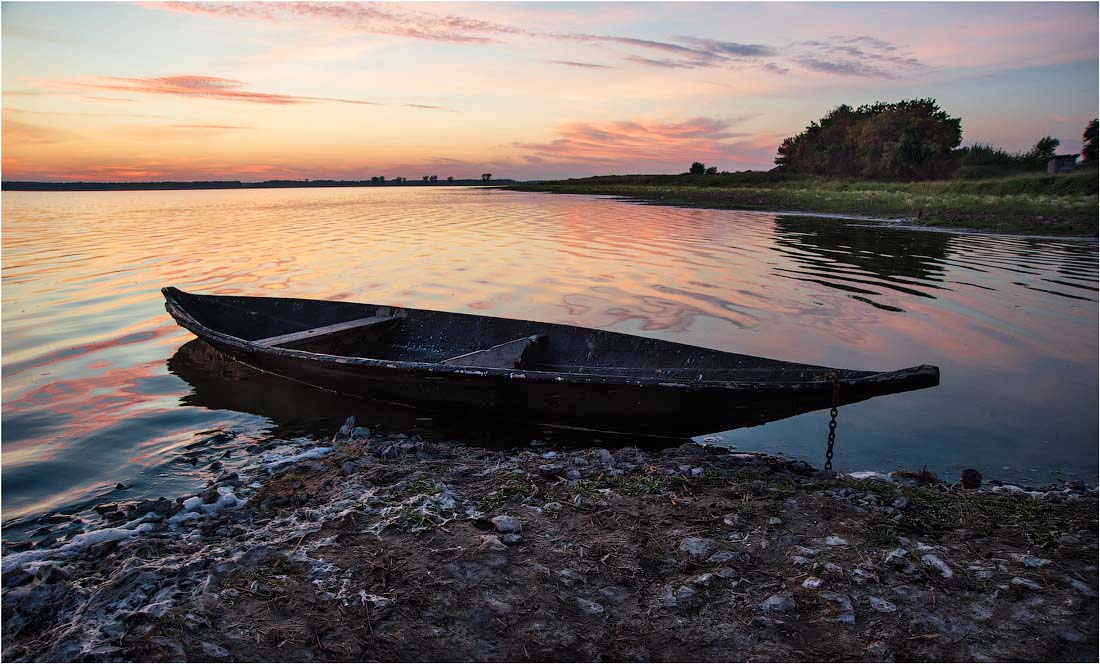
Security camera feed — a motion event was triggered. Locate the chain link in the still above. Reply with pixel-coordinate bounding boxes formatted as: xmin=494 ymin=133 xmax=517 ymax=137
xmin=824 ymin=372 xmax=840 ymax=471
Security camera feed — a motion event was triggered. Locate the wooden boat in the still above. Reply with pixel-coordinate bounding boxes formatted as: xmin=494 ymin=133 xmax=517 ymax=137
xmin=162 ymin=287 xmax=939 ymax=438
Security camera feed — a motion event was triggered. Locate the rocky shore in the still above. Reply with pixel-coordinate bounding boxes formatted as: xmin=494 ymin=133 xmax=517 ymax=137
xmin=3 ymin=421 xmax=1097 ymax=662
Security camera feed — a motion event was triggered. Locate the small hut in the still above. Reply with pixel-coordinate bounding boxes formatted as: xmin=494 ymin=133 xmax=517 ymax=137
xmin=1047 ymin=154 xmax=1078 ymax=174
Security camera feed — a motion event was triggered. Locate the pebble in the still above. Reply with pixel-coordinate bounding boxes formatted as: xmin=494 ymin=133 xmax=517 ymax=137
xmin=595 ymin=449 xmax=613 ymax=466
xmin=715 ymin=567 xmax=738 ymax=579
xmin=757 ymin=593 xmax=798 ymax=613
xmin=478 ymin=535 xmax=507 ymax=551
xmin=538 ymin=464 xmax=564 ymax=478
xmin=1015 ymin=554 xmax=1051 ymax=568
xmin=542 ymin=451 xmax=559 ymax=459
xmin=869 ymin=596 xmax=897 ymax=613
xmin=921 ymin=554 xmax=954 ymax=578
xmin=575 ymin=598 xmax=605 ymax=616
xmin=599 ymin=586 xmax=628 ymax=605
xmin=558 ymin=569 xmax=584 ymax=586
xmin=500 ymin=534 xmax=523 ymax=546
xmin=801 ymin=577 xmax=823 ymax=589
xmin=663 ymin=585 xmax=697 ymax=607
xmin=1057 ymin=628 xmax=1086 ymax=643
xmin=824 ymin=535 xmax=848 ymax=546
xmin=565 ymin=470 xmax=582 ymax=480
xmin=790 ymin=555 xmax=812 ymax=566
xmin=1069 ymin=579 xmax=1097 ymax=597
xmin=884 ymin=548 xmax=908 ymax=566
xmin=791 ymin=545 xmax=817 ymax=557
xmin=820 ymin=591 xmax=856 ymax=624
xmin=542 ymin=501 xmax=562 ymax=513
xmin=1010 ymin=576 xmax=1042 ymax=590
xmin=678 ymin=537 xmax=716 ymax=560
xmin=767 ymin=517 xmax=783 ymax=526
xmin=491 ymin=515 xmax=522 ymax=533
xmin=201 ymin=641 xmax=229 ymax=659
xmin=690 ymin=573 xmax=715 ymax=587
xmin=707 ymin=550 xmax=740 ymax=564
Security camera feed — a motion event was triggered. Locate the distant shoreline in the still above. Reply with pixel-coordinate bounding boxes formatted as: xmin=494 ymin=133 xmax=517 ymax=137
xmin=1 ymin=179 xmax=521 ymax=192
xmin=506 ymin=171 xmax=1099 ymax=237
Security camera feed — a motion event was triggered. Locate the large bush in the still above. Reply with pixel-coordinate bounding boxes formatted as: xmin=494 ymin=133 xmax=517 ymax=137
xmin=775 ymin=99 xmax=962 ymax=180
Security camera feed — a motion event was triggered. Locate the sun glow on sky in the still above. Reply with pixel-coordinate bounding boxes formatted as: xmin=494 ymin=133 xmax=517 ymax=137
xmin=2 ymin=1 xmax=1097 ymax=181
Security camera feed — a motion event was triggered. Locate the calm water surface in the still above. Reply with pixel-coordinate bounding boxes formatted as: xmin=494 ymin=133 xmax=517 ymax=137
xmin=3 ymin=187 xmax=1097 ymax=534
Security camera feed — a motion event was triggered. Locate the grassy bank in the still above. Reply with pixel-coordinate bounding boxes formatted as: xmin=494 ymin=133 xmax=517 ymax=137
xmin=507 ymin=171 xmax=1099 ymax=236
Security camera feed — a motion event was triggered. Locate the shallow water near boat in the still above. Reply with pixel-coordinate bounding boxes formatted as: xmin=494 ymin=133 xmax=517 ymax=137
xmin=3 ymin=186 xmax=1096 ymax=536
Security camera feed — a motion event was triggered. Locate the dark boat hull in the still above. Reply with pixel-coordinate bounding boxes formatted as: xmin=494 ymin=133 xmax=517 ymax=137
xmin=162 ymin=288 xmax=939 ymax=437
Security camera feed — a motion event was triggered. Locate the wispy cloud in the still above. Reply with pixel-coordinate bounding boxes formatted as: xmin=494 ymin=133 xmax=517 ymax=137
xmin=2 ymin=118 xmax=79 ymax=145
xmin=63 ymin=75 xmax=379 ymax=105
xmin=792 ymin=37 xmax=925 ymax=79
xmin=171 ymin=124 xmax=251 ymax=130
xmin=547 ymin=60 xmax=614 ymax=69
xmin=513 ymin=116 xmax=755 ymax=167
xmin=141 ymin=2 xmax=918 ymax=77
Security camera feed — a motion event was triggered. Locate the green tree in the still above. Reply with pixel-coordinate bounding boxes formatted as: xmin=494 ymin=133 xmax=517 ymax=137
xmin=689 ymin=162 xmax=706 ymax=175
xmin=1023 ymin=136 xmax=1060 ymax=169
xmin=1083 ymin=119 xmax=1098 ymax=164
xmin=775 ymin=99 xmax=962 ymax=179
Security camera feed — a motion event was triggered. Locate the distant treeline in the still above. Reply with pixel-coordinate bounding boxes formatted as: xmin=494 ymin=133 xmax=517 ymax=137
xmin=773 ymin=99 xmax=1098 ymax=180
xmin=1 ymin=178 xmax=518 ymax=192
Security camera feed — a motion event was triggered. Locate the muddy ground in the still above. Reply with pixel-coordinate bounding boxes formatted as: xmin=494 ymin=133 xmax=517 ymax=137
xmin=3 ymin=423 xmax=1097 ymax=662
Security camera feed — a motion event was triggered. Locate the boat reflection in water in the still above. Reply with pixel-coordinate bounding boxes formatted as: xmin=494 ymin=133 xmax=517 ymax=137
xmin=167 ymin=339 xmax=660 ymax=448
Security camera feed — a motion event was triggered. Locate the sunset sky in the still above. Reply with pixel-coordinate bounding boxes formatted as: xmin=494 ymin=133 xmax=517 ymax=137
xmin=3 ymin=1 xmax=1097 ymax=181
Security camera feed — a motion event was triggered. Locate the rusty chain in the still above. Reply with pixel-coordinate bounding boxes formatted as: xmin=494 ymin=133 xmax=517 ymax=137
xmin=824 ymin=372 xmax=840 ymax=471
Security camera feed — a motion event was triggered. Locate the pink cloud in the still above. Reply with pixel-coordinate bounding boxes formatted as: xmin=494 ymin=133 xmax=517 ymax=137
xmin=512 ymin=117 xmax=768 ymax=171
xmin=63 ymin=74 xmax=378 ymax=105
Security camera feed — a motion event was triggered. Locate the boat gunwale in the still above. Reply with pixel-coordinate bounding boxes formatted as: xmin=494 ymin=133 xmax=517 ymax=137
xmin=162 ymin=287 xmax=937 ymax=392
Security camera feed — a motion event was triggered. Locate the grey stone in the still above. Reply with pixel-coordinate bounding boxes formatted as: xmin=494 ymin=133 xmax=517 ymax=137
xmin=599 ymin=585 xmax=628 ymax=605
xmin=491 ymin=515 xmax=522 ymax=533
xmin=884 ymin=548 xmax=908 ymax=566
xmin=595 ymin=449 xmax=613 ymax=466
xmin=1069 ymin=579 xmax=1097 ymax=597
xmin=757 ymin=593 xmax=798 ymax=613
xmin=678 ymin=537 xmax=716 ymax=560
xmin=201 ymin=642 xmax=229 ymax=659
xmin=690 ymin=573 xmax=715 ymax=587
xmin=869 ymin=596 xmax=897 ymax=613
xmin=1057 ymin=628 xmax=1086 ymax=643
xmin=1016 ymin=554 xmax=1051 ymax=568
xmin=921 ymin=554 xmax=954 ymax=578
xmin=801 ymin=577 xmax=823 ymax=589
xmin=824 ymin=535 xmax=848 ymax=546
xmin=1011 ymin=576 xmax=1042 ymax=590
xmin=486 ymin=598 xmax=513 ymax=614
xmin=538 ymin=464 xmax=564 ymax=478
xmin=790 ymin=555 xmax=812 ymax=566
xmin=478 ymin=535 xmax=507 ymax=551
xmin=715 ymin=567 xmax=738 ymax=579
xmin=663 ymin=585 xmax=697 ymax=607
xmin=575 ymin=598 xmax=605 ymax=616
xmin=558 ymin=569 xmax=584 ymax=586
xmin=500 ymin=533 xmax=523 ymax=546
xmin=767 ymin=517 xmax=783 ymax=526
xmin=565 ymin=469 xmax=582 ymax=480
xmin=542 ymin=501 xmax=563 ymax=513
xmin=707 ymin=550 xmax=741 ymax=564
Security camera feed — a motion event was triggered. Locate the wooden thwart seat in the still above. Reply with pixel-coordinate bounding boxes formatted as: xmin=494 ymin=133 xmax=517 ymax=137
xmin=254 ymin=315 xmax=396 ymax=348
xmin=441 ymin=335 xmax=545 ymax=369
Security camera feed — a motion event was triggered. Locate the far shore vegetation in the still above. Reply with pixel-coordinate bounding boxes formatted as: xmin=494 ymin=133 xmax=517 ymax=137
xmin=510 ymin=101 xmax=1099 ymax=236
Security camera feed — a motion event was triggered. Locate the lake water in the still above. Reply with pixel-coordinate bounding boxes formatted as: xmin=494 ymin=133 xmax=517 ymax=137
xmin=3 ymin=187 xmax=1097 ymax=536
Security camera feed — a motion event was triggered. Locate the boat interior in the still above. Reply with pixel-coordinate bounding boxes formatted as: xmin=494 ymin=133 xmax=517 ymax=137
xmin=166 ymin=288 xmax=868 ymax=382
